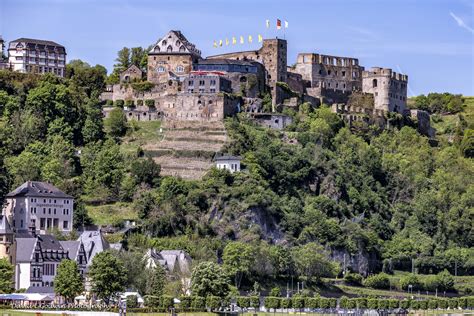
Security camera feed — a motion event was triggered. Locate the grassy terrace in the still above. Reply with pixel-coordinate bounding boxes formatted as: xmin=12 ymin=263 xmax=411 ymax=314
xmin=85 ymin=202 xmax=136 ymax=226
xmin=120 ymin=120 xmax=164 ymax=155
xmin=431 ymin=96 xmax=474 ymax=139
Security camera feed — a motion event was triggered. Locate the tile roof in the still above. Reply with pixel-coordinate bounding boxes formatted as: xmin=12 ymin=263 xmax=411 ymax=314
xmin=6 ymin=181 xmax=73 ymax=198
xmin=59 ymin=241 xmax=81 ymax=260
xmin=78 ymin=230 xmax=110 ymax=266
xmin=15 ymin=238 xmax=37 ymax=262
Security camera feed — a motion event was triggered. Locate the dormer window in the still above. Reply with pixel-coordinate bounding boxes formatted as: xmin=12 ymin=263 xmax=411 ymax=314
xmin=162 ymin=40 xmax=167 ymax=46
xmin=154 ymin=46 xmax=160 ymax=53
xmin=167 ymin=45 xmax=173 ymax=53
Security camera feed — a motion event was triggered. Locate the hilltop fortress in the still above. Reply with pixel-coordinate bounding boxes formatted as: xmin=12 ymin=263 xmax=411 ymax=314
xmin=101 ymin=30 xmax=432 ymax=136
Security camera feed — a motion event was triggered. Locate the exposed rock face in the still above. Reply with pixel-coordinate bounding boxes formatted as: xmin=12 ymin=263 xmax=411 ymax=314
xmin=331 ymin=248 xmax=379 ymax=276
xmin=410 ymin=109 xmax=436 ymax=138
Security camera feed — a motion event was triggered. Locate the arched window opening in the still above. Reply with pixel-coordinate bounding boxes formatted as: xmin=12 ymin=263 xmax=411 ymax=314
xmin=372 ymin=79 xmax=378 ymax=88
xmin=179 ymin=45 xmax=186 ymax=52
xmin=167 ymin=45 xmax=173 ymax=53
xmin=240 ymin=76 xmax=247 ymax=83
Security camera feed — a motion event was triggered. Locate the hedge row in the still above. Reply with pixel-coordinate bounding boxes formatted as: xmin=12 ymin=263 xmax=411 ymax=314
xmin=141 ymin=295 xmax=474 ymax=311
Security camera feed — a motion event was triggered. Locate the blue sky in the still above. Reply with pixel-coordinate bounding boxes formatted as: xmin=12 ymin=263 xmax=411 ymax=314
xmin=1 ymin=0 xmax=473 ymax=95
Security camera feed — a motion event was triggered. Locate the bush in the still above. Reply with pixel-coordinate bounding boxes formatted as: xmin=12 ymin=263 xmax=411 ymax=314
xmin=400 ymin=299 xmax=410 ymax=309
xmin=437 ymin=299 xmax=448 ymax=309
xmin=410 ymin=300 xmax=419 ymax=310
xmin=270 ymin=286 xmax=281 ymax=297
xmin=367 ymin=298 xmax=378 ymax=309
xmin=292 ymin=296 xmax=305 ymax=309
xmin=125 ymin=99 xmax=134 ymax=107
xmin=399 ymin=273 xmax=422 ymax=291
xmin=250 ymin=296 xmax=260 ymax=309
xmin=344 ymin=272 xmax=363 ymax=285
xmin=306 ymin=297 xmax=319 ymax=309
xmin=145 ymin=99 xmax=155 ymax=108
xmin=339 ymin=296 xmax=349 ymax=309
xmin=144 ymin=295 xmax=160 ymax=308
xmin=131 ymin=81 xmax=154 ymax=92
xmin=264 ymin=297 xmax=280 ymax=310
xmin=280 ymin=298 xmax=292 ymax=309
xmin=237 ymin=296 xmax=250 ymax=308
xmin=191 ymin=296 xmax=206 ymax=311
xmin=126 ymin=295 xmax=138 ymax=308
xmin=418 ymin=300 xmax=428 ymax=310
xmin=427 ymin=299 xmax=438 ymax=309
xmin=105 ymin=99 xmax=114 ymax=106
xmin=448 ymin=298 xmax=458 ymax=309
xmin=378 ymin=299 xmax=389 ymax=309
xmin=424 ymin=270 xmax=455 ymax=292
xmin=137 ymin=99 xmax=143 ymax=106
xmin=363 ymin=273 xmax=391 ymax=289
xmin=115 ymin=99 xmax=124 ymax=107
xmin=206 ymin=295 xmax=221 ymax=310
xmin=356 ymin=297 xmax=367 ymax=309
xmin=161 ymin=295 xmax=174 ymax=309
xmin=329 ymin=298 xmax=337 ymax=308
xmin=388 ymin=299 xmax=399 ymax=309
xmin=179 ymin=296 xmax=191 ymax=309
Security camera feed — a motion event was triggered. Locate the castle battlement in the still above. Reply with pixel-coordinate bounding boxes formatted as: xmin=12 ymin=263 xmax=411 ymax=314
xmin=362 ymin=67 xmax=408 ymax=82
xmin=297 ymin=53 xmax=359 ymax=67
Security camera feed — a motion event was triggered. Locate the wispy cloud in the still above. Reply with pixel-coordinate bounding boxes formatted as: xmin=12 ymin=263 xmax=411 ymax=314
xmin=449 ymin=12 xmax=474 ymax=34
xmin=347 ymin=26 xmax=379 ymax=43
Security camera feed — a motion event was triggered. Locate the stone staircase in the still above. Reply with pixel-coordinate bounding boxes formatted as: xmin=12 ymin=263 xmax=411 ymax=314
xmin=143 ymin=120 xmax=228 ymax=180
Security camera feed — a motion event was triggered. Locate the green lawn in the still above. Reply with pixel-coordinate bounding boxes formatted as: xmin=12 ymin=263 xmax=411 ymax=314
xmin=86 ymin=202 xmax=136 ymax=226
xmin=121 ymin=120 xmax=163 ymax=155
xmin=431 ymin=96 xmax=474 ymax=138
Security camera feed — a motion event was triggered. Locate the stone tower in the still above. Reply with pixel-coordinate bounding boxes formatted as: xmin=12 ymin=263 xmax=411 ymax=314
xmin=362 ymin=67 xmax=408 ymax=114
xmin=0 ymin=215 xmax=15 ymax=264
xmin=259 ymin=39 xmax=287 ymax=108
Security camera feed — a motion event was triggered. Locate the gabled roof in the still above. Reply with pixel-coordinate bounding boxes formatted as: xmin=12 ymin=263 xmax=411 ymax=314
xmin=122 ymin=64 xmax=143 ymax=74
xmin=15 ymin=238 xmax=37 ymax=262
xmin=149 ymin=30 xmax=201 ymax=57
xmin=78 ymin=230 xmax=109 ymax=266
xmin=6 ymin=181 xmax=73 ymax=199
xmin=59 ymin=241 xmax=81 ymax=260
xmin=214 ymin=155 xmax=241 ymax=161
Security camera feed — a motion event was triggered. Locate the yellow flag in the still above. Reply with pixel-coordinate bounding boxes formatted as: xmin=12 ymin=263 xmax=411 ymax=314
xmin=258 ymin=34 xmax=263 ymax=42
xmin=240 ymin=36 xmax=244 ymax=44
xmin=225 ymin=38 xmax=229 ymax=45
xmin=219 ymin=40 xmax=223 ymax=47
xmin=248 ymin=35 xmax=252 ymax=43
xmin=232 ymin=37 xmax=237 ymax=45
xmin=213 ymin=41 xmax=217 ymax=48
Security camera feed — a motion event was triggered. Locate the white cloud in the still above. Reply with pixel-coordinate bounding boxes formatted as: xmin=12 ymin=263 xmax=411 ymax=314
xmin=449 ymin=12 xmax=474 ymax=34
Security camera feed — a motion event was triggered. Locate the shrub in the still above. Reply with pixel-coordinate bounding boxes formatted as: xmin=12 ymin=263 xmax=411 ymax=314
xmin=410 ymin=300 xmax=419 ymax=310
xmin=264 ymin=297 xmax=280 ymax=310
xmin=206 ymin=296 xmax=221 ymax=310
xmin=356 ymin=297 xmax=367 ymax=309
xmin=448 ymin=298 xmax=458 ymax=309
xmin=400 ymin=300 xmax=410 ymax=309
xmin=329 ymin=298 xmax=337 ymax=308
xmin=306 ymin=297 xmax=319 ymax=309
xmin=339 ymin=296 xmax=349 ymax=309
xmin=292 ymin=296 xmax=305 ymax=309
xmin=418 ymin=300 xmax=428 ymax=310
xmin=436 ymin=270 xmax=455 ymax=292
xmin=137 ymin=99 xmax=143 ymax=106
xmin=145 ymin=99 xmax=155 ymax=108
xmin=179 ymin=296 xmax=191 ymax=309
xmin=399 ymin=273 xmax=422 ymax=291
xmin=237 ymin=296 xmax=250 ymax=308
xmin=105 ymin=99 xmax=114 ymax=106
xmin=126 ymin=295 xmax=138 ymax=308
xmin=344 ymin=272 xmax=363 ymax=285
xmin=388 ymin=299 xmax=399 ymax=309
xmin=458 ymin=297 xmax=467 ymax=309
xmin=249 ymin=296 xmax=260 ymax=309
xmin=132 ymin=81 xmax=154 ymax=92
xmin=437 ymin=299 xmax=448 ymax=309
xmin=161 ymin=295 xmax=174 ymax=309
xmin=467 ymin=296 xmax=474 ymax=308
xmin=319 ymin=297 xmax=330 ymax=309
xmin=270 ymin=286 xmax=281 ymax=297
xmin=347 ymin=299 xmax=357 ymax=309
xmin=125 ymin=99 xmax=134 ymax=107
xmin=363 ymin=273 xmax=391 ymax=289
xmin=367 ymin=298 xmax=378 ymax=309
xmin=115 ymin=99 xmax=124 ymax=107
xmin=378 ymin=299 xmax=389 ymax=309
xmin=191 ymin=296 xmax=206 ymax=311
xmin=280 ymin=298 xmax=292 ymax=309
xmin=428 ymin=299 xmax=438 ymax=309
xmin=144 ymin=295 xmax=160 ymax=308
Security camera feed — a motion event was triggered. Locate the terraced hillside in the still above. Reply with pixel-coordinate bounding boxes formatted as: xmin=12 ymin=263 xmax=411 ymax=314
xmin=121 ymin=120 xmax=228 ymax=180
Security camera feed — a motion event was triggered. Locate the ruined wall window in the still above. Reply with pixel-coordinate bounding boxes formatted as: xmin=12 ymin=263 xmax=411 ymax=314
xmin=240 ymin=76 xmax=247 ymax=83
xmin=372 ymin=79 xmax=378 ymax=88
xmin=342 ymin=71 xmax=346 ymax=77
xmin=332 ymin=58 xmax=337 ymax=66
xmin=318 ymin=69 xmax=322 ymax=75
xmin=167 ymin=45 xmax=173 ymax=53
xmin=328 ymin=70 xmax=331 ymax=75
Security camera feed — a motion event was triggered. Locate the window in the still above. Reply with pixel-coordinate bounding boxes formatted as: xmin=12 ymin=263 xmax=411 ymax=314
xmin=210 ymin=80 xmax=216 ymax=86
xmin=199 ymin=89 xmax=205 ymax=93
xmin=20 ymin=220 xmax=23 ymax=228
xmin=342 ymin=71 xmax=346 ymax=77
xmin=210 ymin=89 xmax=216 ymax=93
xmin=328 ymin=70 xmax=332 ymax=75
xmin=40 ymin=218 xmax=45 ymax=229
xmin=188 ymin=80 xmax=194 ymax=86
xmin=166 ymin=45 xmax=173 ymax=53
xmin=176 ymin=65 xmax=184 ymax=72
xmin=63 ymin=221 xmax=68 ymax=229
xmin=372 ymin=79 xmax=378 ymax=88
xmin=157 ymin=66 xmax=165 ymax=73
xmin=199 ymin=80 xmax=205 ymax=86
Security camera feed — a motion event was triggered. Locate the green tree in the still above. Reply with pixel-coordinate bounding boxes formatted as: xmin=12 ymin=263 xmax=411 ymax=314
xmin=82 ymin=101 xmax=105 ymax=144
xmin=146 ymin=265 xmax=167 ymax=296
xmin=191 ymin=262 xmax=230 ymax=298
xmin=130 ymin=157 xmax=161 ymax=187
xmin=0 ymin=258 xmax=14 ymax=293
xmin=292 ymin=243 xmax=338 ymax=282
xmin=54 ymin=260 xmax=84 ymax=302
xmin=223 ymin=241 xmax=255 ymax=288
xmin=107 ymin=108 xmax=128 ymax=138
xmin=89 ymin=251 xmax=127 ymax=304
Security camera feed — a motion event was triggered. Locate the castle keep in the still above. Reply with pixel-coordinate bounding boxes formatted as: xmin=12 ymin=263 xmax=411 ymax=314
xmin=102 ymin=29 xmax=430 ymax=133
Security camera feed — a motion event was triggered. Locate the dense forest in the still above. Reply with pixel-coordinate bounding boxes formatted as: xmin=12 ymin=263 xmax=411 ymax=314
xmin=0 ymin=61 xmax=472 ymax=295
